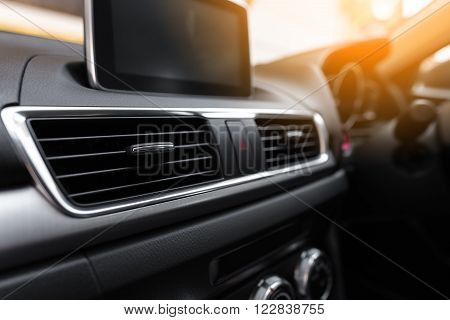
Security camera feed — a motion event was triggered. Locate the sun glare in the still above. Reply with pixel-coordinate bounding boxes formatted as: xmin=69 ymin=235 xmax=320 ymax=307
xmin=371 ymin=0 xmax=398 ymax=21
xmin=0 ymin=0 xmax=437 ymax=64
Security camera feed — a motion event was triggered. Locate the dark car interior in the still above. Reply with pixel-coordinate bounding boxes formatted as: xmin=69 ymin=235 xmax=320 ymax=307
xmin=0 ymin=0 xmax=449 ymax=300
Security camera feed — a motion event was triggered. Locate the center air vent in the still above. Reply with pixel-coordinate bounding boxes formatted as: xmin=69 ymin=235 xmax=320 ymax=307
xmin=256 ymin=117 xmax=322 ymax=170
xmin=28 ymin=116 xmax=223 ymax=207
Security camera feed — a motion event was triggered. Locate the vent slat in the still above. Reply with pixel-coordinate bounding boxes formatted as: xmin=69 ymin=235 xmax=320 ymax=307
xmin=68 ymin=170 xmax=217 ymax=198
xmin=55 ymin=156 xmax=213 ymax=179
xmin=30 ymin=116 xmax=207 ymax=139
xmin=72 ymin=179 xmax=222 ymax=207
xmin=256 ymin=118 xmax=321 ymax=171
xmin=260 ymin=133 xmax=317 ymax=141
xmin=47 ymin=150 xmax=126 ymax=161
xmin=263 ymin=142 xmax=319 ymax=152
xmin=257 ymin=124 xmax=313 ymax=131
xmin=37 ymin=130 xmax=208 ymax=142
xmin=163 ymin=156 xmax=213 ymax=165
xmin=56 ymin=167 xmax=135 ymax=179
xmin=45 ymin=143 xmax=211 ymax=161
xmin=28 ymin=116 xmax=223 ymax=207
xmin=266 ymin=151 xmax=321 ymax=164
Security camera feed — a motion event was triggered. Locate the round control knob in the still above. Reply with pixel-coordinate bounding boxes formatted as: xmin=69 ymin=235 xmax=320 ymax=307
xmin=294 ymin=248 xmax=333 ymax=300
xmin=250 ymin=275 xmax=295 ymax=300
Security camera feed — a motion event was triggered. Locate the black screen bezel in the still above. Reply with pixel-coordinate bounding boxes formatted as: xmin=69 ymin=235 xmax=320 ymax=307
xmin=90 ymin=0 xmax=251 ymax=97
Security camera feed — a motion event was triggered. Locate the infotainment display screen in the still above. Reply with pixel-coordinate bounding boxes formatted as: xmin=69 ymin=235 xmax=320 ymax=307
xmin=86 ymin=0 xmax=251 ymax=96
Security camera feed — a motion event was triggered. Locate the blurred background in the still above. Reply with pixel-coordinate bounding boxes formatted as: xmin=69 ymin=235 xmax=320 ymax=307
xmin=0 ymin=0 xmax=436 ymax=63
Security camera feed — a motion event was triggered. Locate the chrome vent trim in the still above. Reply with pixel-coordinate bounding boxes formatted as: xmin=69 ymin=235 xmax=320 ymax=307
xmin=27 ymin=116 xmax=223 ymax=207
xmin=2 ymin=106 xmax=330 ymax=217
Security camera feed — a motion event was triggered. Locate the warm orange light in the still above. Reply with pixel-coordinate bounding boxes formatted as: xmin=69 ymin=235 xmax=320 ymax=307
xmin=0 ymin=0 xmax=83 ymax=44
xmin=371 ymin=0 xmax=399 ymax=21
xmin=433 ymin=45 xmax=450 ymax=63
xmin=403 ymin=0 xmax=434 ymax=17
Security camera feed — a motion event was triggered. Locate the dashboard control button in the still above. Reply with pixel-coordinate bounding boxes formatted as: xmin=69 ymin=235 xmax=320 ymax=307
xmin=250 ymin=275 xmax=295 ymax=300
xmin=294 ymin=248 xmax=333 ymax=300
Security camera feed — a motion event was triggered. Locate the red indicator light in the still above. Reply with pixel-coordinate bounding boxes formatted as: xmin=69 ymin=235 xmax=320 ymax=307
xmin=240 ymin=140 xmax=248 ymax=151
xmin=341 ymin=127 xmax=351 ymax=152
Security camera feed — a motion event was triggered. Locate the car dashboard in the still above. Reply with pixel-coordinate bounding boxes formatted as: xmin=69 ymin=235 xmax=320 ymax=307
xmin=0 ymin=32 xmax=347 ymax=299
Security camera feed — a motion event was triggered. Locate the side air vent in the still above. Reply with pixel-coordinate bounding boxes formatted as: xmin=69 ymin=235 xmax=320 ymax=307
xmin=256 ymin=117 xmax=322 ymax=170
xmin=28 ymin=116 xmax=223 ymax=207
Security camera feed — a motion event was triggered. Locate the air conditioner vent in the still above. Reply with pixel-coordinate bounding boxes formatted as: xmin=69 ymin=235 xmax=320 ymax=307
xmin=256 ymin=117 xmax=321 ymax=171
xmin=28 ymin=116 xmax=223 ymax=207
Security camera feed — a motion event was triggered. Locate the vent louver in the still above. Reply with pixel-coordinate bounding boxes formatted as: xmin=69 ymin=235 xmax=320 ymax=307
xmin=28 ymin=116 xmax=223 ymax=207
xmin=256 ymin=117 xmax=322 ymax=170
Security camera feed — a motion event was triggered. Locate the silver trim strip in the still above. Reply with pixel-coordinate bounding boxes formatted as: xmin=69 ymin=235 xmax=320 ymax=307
xmin=1 ymin=106 xmax=330 ymax=217
xmin=129 ymin=142 xmax=175 ymax=155
xmin=84 ymin=0 xmax=98 ymax=90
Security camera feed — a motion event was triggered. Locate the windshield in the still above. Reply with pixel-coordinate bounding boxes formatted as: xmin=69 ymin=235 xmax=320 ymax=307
xmin=249 ymin=0 xmax=434 ymax=63
xmin=0 ymin=0 xmax=435 ymax=64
